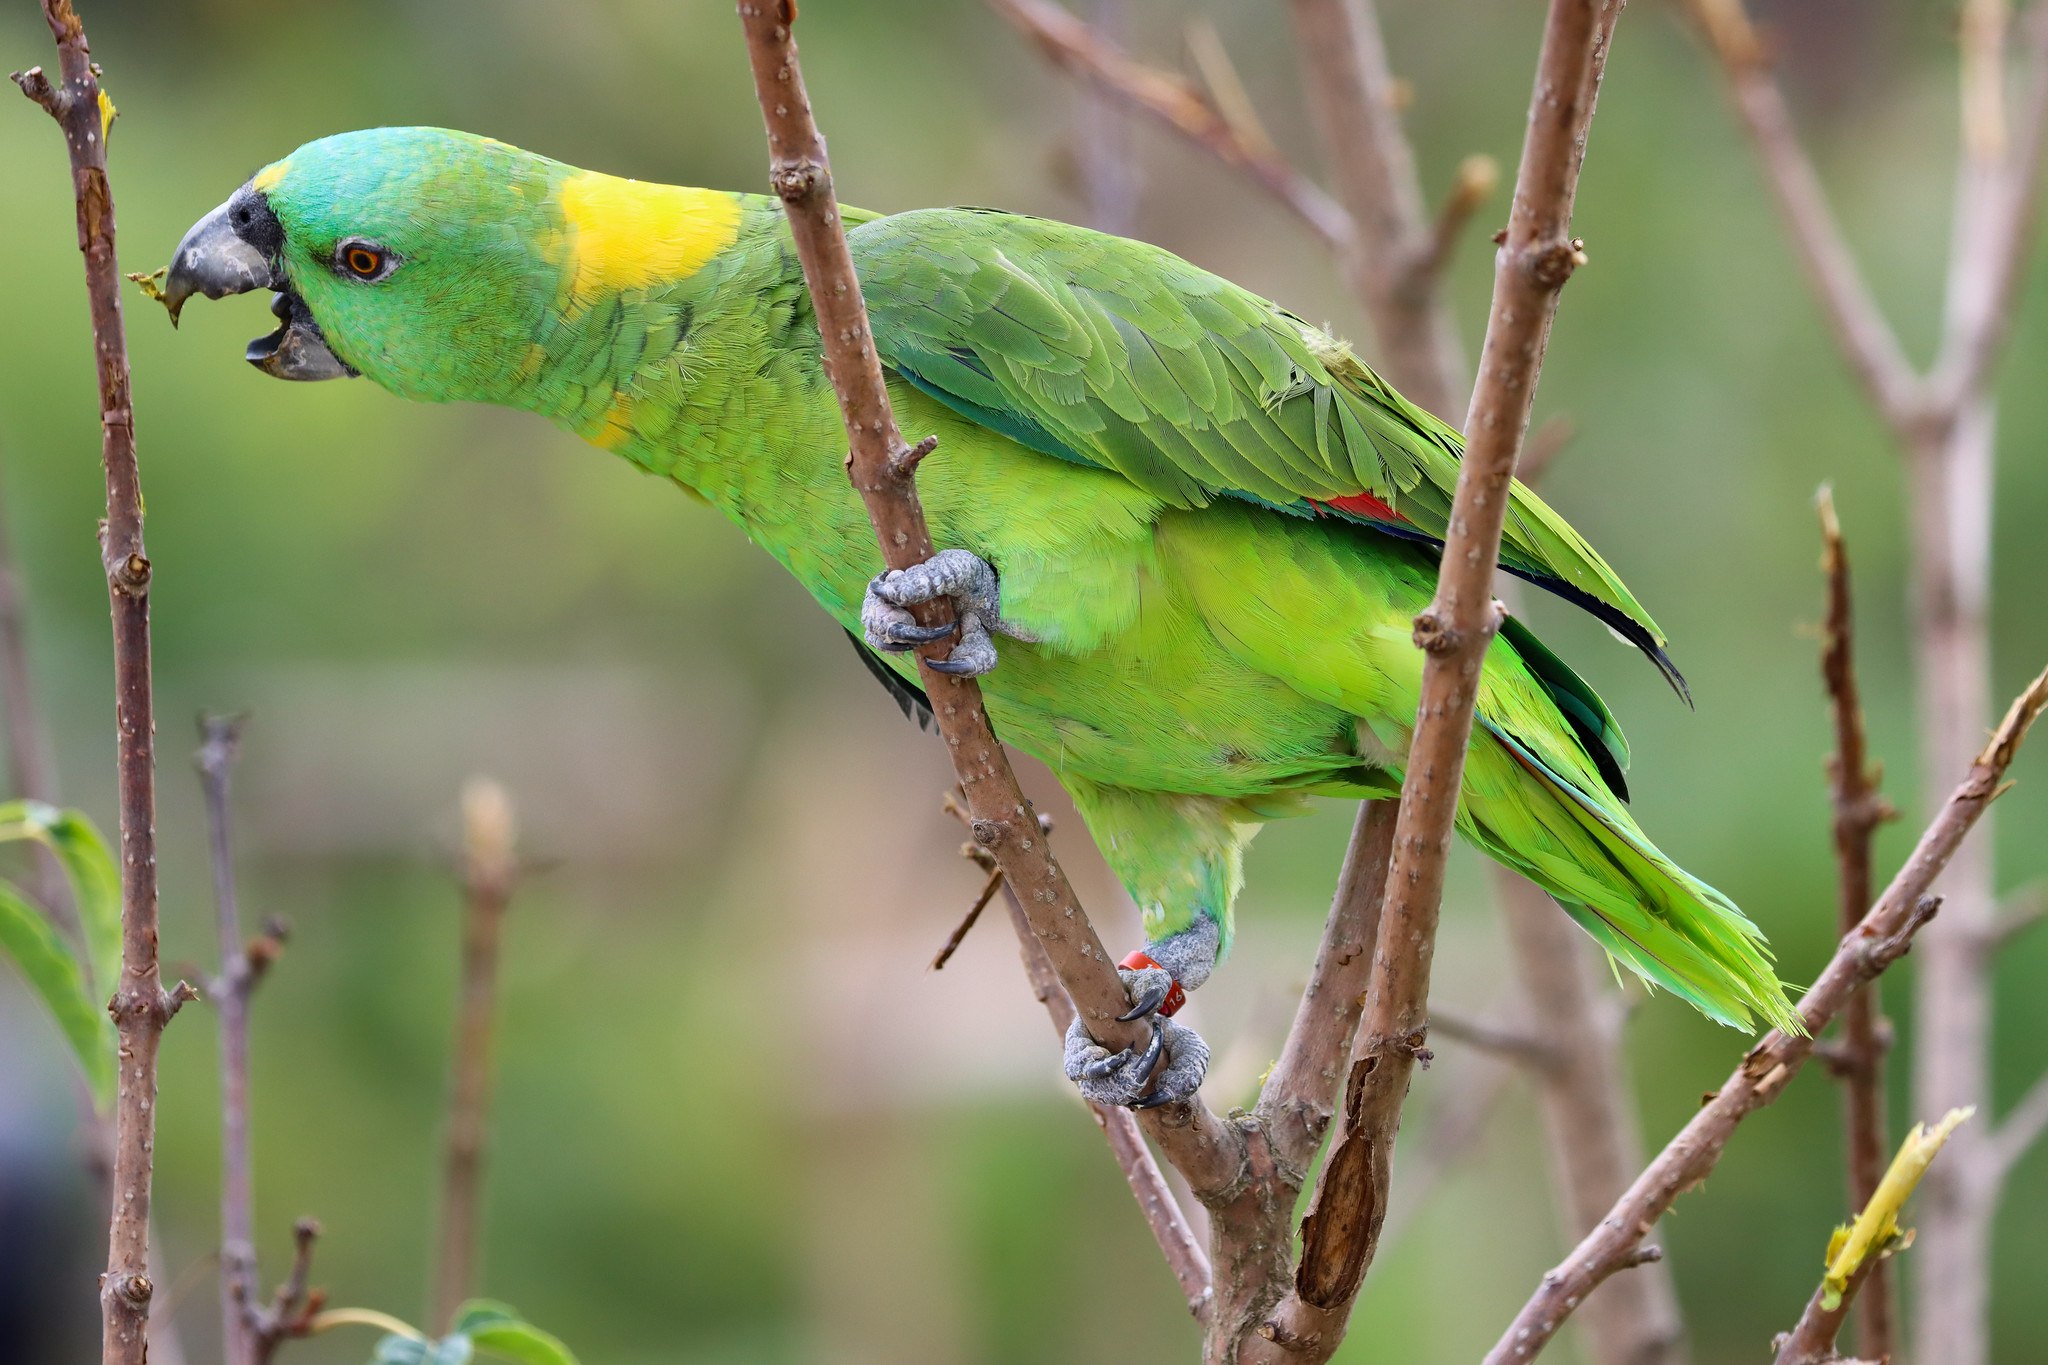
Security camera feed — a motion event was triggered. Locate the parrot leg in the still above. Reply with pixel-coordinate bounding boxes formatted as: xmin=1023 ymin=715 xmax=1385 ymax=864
xmin=1061 ymin=918 xmax=1220 ymax=1109
xmin=861 ymin=547 xmax=1031 ymax=678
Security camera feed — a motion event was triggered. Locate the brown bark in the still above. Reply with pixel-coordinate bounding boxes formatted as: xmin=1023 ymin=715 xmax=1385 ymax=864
xmin=12 ymin=7 xmax=195 ymax=1363
xmin=1812 ymin=490 xmax=1899 ymax=1356
xmin=1487 ymin=666 xmax=2048 ymax=1363
xmin=1264 ymin=4 xmax=1628 ymax=1356
xmin=433 ymin=779 xmax=519 ymax=1331
xmin=735 ymin=0 xmax=1242 ymax=1228
xmin=986 ymin=0 xmax=1350 ymax=250
xmin=1689 ymin=6 xmax=2048 ymax=1359
xmin=1284 ymin=0 xmax=1467 ymax=418
xmin=998 ymin=879 xmax=1213 ymax=1318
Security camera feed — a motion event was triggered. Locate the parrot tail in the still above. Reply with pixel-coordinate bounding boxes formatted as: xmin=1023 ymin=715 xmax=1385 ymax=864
xmin=1462 ymin=719 xmax=1804 ymax=1035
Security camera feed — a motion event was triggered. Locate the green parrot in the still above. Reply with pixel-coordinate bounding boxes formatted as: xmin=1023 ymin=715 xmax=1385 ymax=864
xmin=162 ymin=127 xmax=1798 ymax=1109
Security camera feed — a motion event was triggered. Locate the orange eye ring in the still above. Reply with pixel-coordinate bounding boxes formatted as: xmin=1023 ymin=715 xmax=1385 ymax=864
xmin=343 ymin=245 xmax=385 ymax=279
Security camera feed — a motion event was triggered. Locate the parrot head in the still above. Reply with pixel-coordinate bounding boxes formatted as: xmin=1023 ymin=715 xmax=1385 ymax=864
xmin=163 ymin=127 xmax=574 ymax=404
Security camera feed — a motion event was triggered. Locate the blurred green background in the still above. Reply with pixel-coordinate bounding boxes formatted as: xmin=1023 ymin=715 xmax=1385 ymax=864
xmin=2 ymin=1 xmax=2046 ymax=1361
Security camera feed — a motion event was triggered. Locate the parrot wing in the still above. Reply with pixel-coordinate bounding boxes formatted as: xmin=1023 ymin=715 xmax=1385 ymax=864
xmin=848 ymin=207 xmax=1684 ymax=698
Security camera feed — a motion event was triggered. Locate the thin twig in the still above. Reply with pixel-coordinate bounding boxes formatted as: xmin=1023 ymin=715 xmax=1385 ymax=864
xmin=1415 ymin=154 xmax=1502 ymax=288
xmin=930 ymin=864 xmax=1005 ymax=971
xmin=13 ymin=8 xmax=195 ymax=1364
xmin=1255 ymin=800 xmax=1399 ymax=1169
xmin=1990 ymin=881 xmax=2047 ymax=948
xmin=246 ymin=1218 xmax=324 ymax=1365
xmin=1429 ymin=1009 xmax=1564 ymax=1074
xmin=1774 ymin=1107 xmax=1972 ymax=1365
xmin=197 ymin=715 xmax=287 ymax=1365
xmin=1814 ymin=488 xmax=1898 ymax=1358
xmin=1284 ymin=0 xmax=1466 ymax=417
xmin=1685 ymin=0 xmax=1924 ymax=429
xmin=1275 ymin=6 xmax=1626 ymax=1355
xmin=736 ymin=0 xmax=1242 ymax=1202
xmin=1514 ymin=413 xmax=1577 ymax=487
xmin=1486 ymin=665 xmax=2048 ymax=1364
xmin=1000 ymin=882 xmax=1213 ymax=1317
xmin=433 ymin=779 xmax=519 ymax=1332
xmin=1992 ymin=1068 xmax=2048 ymax=1178
xmin=987 ymin=0 xmax=1352 ymax=251
xmin=935 ymin=792 xmax=1210 ymax=1308
xmin=1929 ymin=4 xmax=2048 ymax=418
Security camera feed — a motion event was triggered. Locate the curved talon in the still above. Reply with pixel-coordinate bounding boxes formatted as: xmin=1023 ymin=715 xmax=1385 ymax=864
xmin=923 ymin=652 xmax=981 ymax=676
xmin=1119 ymin=978 xmax=1172 ymax=1022
xmin=886 ymin=619 xmax=957 ymax=646
xmin=1080 ymin=1046 xmax=1133 ymax=1080
xmin=1133 ymin=1016 xmax=1166 ymax=1078
xmin=1130 ymin=1089 xmax=1180 ymax=1112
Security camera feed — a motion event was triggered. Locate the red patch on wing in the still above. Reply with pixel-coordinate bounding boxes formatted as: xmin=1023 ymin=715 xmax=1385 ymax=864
xmin=1323 ymin=490 xmax=1407 ymax=523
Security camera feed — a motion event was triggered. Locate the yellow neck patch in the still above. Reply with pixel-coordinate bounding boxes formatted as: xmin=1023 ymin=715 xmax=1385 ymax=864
xmin=252 ymin=157 xmax=292 ymax=193
xmin=555 ymin=171 xmax=741 ymax=297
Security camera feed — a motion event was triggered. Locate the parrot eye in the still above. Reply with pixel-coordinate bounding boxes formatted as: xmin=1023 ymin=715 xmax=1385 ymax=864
xmin=335 ymin=239 xmax=396 ymax=282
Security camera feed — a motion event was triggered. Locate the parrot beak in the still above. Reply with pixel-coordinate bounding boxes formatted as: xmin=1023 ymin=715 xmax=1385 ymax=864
xmin=162 ymin=188 xmax=356 ymax=382
xmin=162 ymin=192 xmax=281 ymax=325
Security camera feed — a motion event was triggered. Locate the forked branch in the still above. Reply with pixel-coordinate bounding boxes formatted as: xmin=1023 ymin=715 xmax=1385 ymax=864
xmin=986 ymin=0 xmax=1351 ymax=250
xmin=1264 ymin=2 xmax=1627 ymax=1354
xmin=1487 ymin=665 xmax=2048 ymax=1363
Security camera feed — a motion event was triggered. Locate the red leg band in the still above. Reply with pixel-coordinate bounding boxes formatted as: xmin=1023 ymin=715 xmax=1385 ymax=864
xmin=1118 ymin=950 xmax=1187 ymax=1017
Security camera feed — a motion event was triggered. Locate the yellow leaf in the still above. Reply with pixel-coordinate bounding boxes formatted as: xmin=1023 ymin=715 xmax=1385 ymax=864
xmin=1821 ymin=1107 xmax=1973 ymax=1308
xmin=97 ymin=89 xmax=117 ymax=142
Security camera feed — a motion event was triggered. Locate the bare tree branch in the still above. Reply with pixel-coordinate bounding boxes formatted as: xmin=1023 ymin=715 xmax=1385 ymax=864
xmin=1428 ymin=1008 xmax=1563 ymax=1073
xmin=1990 ymin=881 xmax=2047 ymax=948
xmin=736 ymin=0 xmax=1242 ymax=1217
xmin=1929 ymin=3 xmax=2048 ymax=414
xmin=999 ymin=877 xmax=1213 ymax=1317
xmin=1814 ymin=488 xmax=1899 ymax=1358
xmin=987 ymin=0 xmax=1351 ymax=250
xmin=12 ymin=8 xmax=198 ymax=1363
xmin=1685 ymin=0 xmax=1924 ymax=428
xmin=1487 ymin=665 xmax=2048 ymax=1363
xmin=1775 ymin=1107 xmax=1973 ymax=1365
xmin=1285 ymin=0 xmax=1470 ymax=416
xmin=1992 ymin=1068 xmax=2048 ymax=1179
xmin=433 ymin=779 xmax=519 ymax=1331
xmin=1255 ymin=799 xmax=1398 ymax=1169
xmin=197 ymin=716 xmax=289 ymax=1365
xmin=1268 ymin=6 xmax=1628 ymax=1356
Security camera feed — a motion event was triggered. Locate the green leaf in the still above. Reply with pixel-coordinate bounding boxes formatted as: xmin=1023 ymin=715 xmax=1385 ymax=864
xmin=449 ymin=1302 xmax=578 ymax=1365
xmin=0 ymin=879 xmax=116 ymax=1107
xmin=0 ymin=800 xmax=121 ymax=1002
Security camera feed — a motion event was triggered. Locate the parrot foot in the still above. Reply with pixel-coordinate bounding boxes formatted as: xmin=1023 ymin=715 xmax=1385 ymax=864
xmin=861 ymin=548 xmax=1030 ymax=678
xmin=1062 ymin=959 xmax=1211 ymax=1110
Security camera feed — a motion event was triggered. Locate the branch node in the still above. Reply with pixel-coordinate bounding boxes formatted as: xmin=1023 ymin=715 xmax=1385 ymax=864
xmin=891 ymin=434 xmax=939 ymax=479
xmin=11 ymin=65 xmax=65 ymax=114
xmin=769 ymin=155 xmax=826 ymax=201
xmin=1523 ymin=236 xmax=1587 ymax=289
xmin=1411 ymin=609 xmax=1461 ymax=655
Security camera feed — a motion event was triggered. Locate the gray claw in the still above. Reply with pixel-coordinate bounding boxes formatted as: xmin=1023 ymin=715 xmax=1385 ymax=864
xmin=1063 ymin=1005 xmax=1208 ymax=1110
xmin=859 ymin=549 xmax=1030 ymax=677
xmin=1119 ymin=975 xmax=1172 ymax=1022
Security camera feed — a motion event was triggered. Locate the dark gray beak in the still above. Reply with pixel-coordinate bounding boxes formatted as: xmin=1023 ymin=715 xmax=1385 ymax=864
xmin=162 ymin=192 xmax=281 ymax=325
xmin=161 ymin=187 xmax=356 ymax=382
